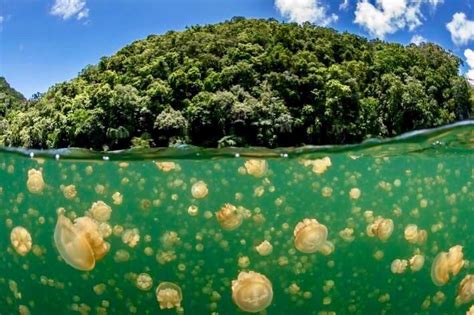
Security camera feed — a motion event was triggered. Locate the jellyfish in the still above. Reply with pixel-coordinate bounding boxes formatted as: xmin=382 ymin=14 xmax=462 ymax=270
xmin=191 ymin=181 xmax=208 ymax=199
xmin=244 ymin=160 xmax=268 ymax=178
xmin=468 ymin=305 xmax=474 ymax=315
xmin=10 ymin=226 xmax=32 ymax=256
xmin=27 ymin=169 xmax=45 ymax=194
xmin=255 ymin=240 xmax=273 ymax=256
xmin=156 ymin=282 xmax=183 ymax=309
xmin=349 ymin=188 xmax=361 ymax=200
xmin=89 ymin=201 xmax=112 ymax=222
xmin=391 ymin=259 xmax=408 ymax=274
xmin=293 ymin=218 xmax=329 ymax=254
xmin=367 ymin=217 xmax=394 ymax=241
xmin=216 ymin=203 xmax=243 ymax=231
xmin=232 ymin=271 xmax=273 ymax=313
xmin=54 ymin=215 xmax=110 ymax=271
xmin=136 ymin=273 xmax=153 ymax=291
xmin=455 ymin=275 xmax=474 ymax=305
xmin=155 ymin=161 xmax=176 ymax=172
xmin=404 ymin=224 xmax=419 ymax=243
xmin=303 ymin=156 xmax=332 ymax=174
xmin=431 ymin=245 xmax=464 ymax=286
xmin=409 ymin=254 xmax=425 ymax=272
xmin=62 ymin=185 xmax=77 ymax=200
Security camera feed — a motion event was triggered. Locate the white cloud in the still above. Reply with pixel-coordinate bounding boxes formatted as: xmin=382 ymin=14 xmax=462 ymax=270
xmin=354 ymin=0 xmax=443 ymax=39
xmin=340 ymin=0 xmax=350 ymax=10
xmin=411 ymin=34 xmax=427 ymax=45
xmin=446 ymin=13 xmax=474 ymax=46
xmin=275 ymin=0 xmax=338 ymax=26
xmin=50 ymin=0 xmax=89 ymax=20
xmin=0 ymin=16 xmax=4 ymax=24
xmin=465 ymin=49 xmax=474 ymax=85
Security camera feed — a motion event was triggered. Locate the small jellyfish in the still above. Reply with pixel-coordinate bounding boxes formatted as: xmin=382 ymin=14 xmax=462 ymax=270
xmin=303 ymin=156 xmax=332 ymax=174
xmin=10 ymin=226 xmax=32 ymax=256
xmin=366 ymin=217 xmax=394 ymax=241
xmin=455 ymin=275 xmax=474 ymax=305
xmin=349 ymin=188 xmax=361 ymax=200
xmin=232 ymin=271 xmax=273 ymax=313
xmin=156 ymin=282 xmax=183 ymax=309
xmin=255 ymin=240 xmax=273 ymax=256
xmin=293 ymin=218 xmax=329 ymax=254
xmin=136 ymin=273 xmax=153 ymax=291
xmin=191 ymin=181 xmax=208 ymax=199
xmin=112 ymin=192 xmax=123 ymax=205
xmin=404 ymin=224 xmax=419 ymax=243
xmin=467 ymin=305 xmax=474 ymax=315
xmin=391 ymin=259 xmax=408 ymax=274
xmin=122 ymin=228 xmax=140 ymax=248
xmin=244 ymin=160 xmax=268 ymax=178
xmin=54 ymin=215 xmax=110 ymax=271
xmin=216 ymin=203 xmax=243 ymax=231
xmin=339 ymin=228 xmax=355 ymax=242
xmin=447 ymin=245 xmax=465 ymax=276
xmin=62 ymin=185 xmax=77 ymax=200
xmin=89 ymin=201 xmax=112 ymax=222
xmin=27 ymin=169 xmax=45 ymax=194
xmin=409 ymin=254 xmax=425 ymax=272
xmin=155 ymin=161 xmax=176 ymax=172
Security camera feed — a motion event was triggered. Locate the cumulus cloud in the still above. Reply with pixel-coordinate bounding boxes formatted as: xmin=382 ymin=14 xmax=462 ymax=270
xmin=50 ymin=0 xmax=89 ymax=20
xmin=465 ymin=49 xmax=474 ymax=85
xmin=354 ymin=0 xmax=443 ymax=39
xmin=411 ymin=34 xmax=427 ymax=45
xmin=340 ymin=0 xmax=350 ymax=10
xmin=275 ymin=0 xmax=338 ymax=26
xmin=446 ymin=13 xmax=474 ymax=46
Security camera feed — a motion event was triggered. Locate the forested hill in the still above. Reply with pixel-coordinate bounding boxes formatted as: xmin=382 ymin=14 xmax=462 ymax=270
xmin=0 ymin=77 xmax=26 ymax=115
xmin=0 ymin=18 xmax=472 ymax=150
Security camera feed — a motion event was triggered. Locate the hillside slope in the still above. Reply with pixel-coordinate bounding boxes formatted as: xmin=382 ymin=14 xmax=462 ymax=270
xmin=1 ymin=18 xmax=472 ymax=149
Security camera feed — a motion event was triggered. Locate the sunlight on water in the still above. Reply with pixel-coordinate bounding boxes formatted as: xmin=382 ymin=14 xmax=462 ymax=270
xmin=0 ymin=122 xmax=473 ymax=314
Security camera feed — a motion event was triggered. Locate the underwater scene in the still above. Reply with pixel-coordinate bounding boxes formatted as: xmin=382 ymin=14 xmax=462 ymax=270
xmin=0 ymin=122 xmax=473 ymax=315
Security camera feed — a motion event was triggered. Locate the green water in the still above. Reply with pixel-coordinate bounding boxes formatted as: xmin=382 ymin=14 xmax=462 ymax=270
xmin=0 ymin=122 xmax=473 ymax=315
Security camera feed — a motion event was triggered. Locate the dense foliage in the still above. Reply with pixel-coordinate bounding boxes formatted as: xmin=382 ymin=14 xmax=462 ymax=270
xmin=0 ymin=77 xmax=26 ymax=115
xmin=0 ymin=18 xmax=472 ymax=150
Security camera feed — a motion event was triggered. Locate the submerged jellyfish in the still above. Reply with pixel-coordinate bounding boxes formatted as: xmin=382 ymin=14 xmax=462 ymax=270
xmin=155 ymin=161 xmax=177 ymax=172
xmin=10 ymin=226 xmax=32 ymax=256
xmin=191 ymin=181 xmax=208 ymax=199
xmin=255 ymin=240 xmax=273 ymax=256
xmin=409 ymin=254 xmax=425 ymax=272
xmin=293 ymin=218 xmax=331 ymax=254
xmin=455 ymin=275 xmax=474 ymax=305
xmin=216 ymin=203 xmax=243 ymax=231
xmin=232 ymin=271 xmax=273 ymax=313
xmin=155 ymin=282 xmax=183 ymax=309
xmin=54 ymin=215 xmax=110 ymax=271
xmin=136 ymin=273 xmax=153 ymax=291
xmin=89 ymin=201 xmax=112 ymax=222
xmin=404 ymin=224 xmax=428 ymax=245
xmin=431 ymin=245 xmax=465 ymax=286
xmin=244 ymin=160 xmax=268 ymax=178
xmin=27 ymin=169 xmax=45 ymax=194
xmin=366 ymin=217 xmax=394 ymax=241
xmin=391 ymin=259 xmax=408 ymax=274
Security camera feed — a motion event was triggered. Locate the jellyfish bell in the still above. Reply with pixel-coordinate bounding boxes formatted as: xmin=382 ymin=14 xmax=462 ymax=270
xmin=10 ymin=226 xmax=32 ymax=256
xmin=409 ymin=254 xmax=425 ymax=272
xmin=294 ymin=218 xmax=328 ymax=254
xmin=191 ymin=181 xmax=208 ymax=199
xmin=244 ymin=160 xmax=268 ymax=178
xmin=404 ymin=224 xmax=419 ymax=243
xmin=318 ymin=240 xmax=335 ymax=256
xmin=377 ymin=218 xmax=394 ymax=241
xmin=89 ymin=201 xmax=112 ymax=222
xmin=216 ymin=203 xmax=243 ymax=231
xmin=232 ymin=271 xmax=273 ymax=313
xmin=27 ymin=169 xmax=45 ymax=194
xmin=431 ymin=252 xmax=450 ymax=286
xmin=54 ymin=215 xmax=95 ymax=271
xmin=155 ymin=282 xmax=183 ymax=310
xmin=255 ymin=240 xmax=273 ymax=256
xmin=54 ymin=215 xmax=110 ymax=271
xmin=447 ymin=245 xmax=464 ymax=276
xmin=455 ymin=275 xmax=474 ymax=305
xmin=391 ymin=259 xmax=408 ymax=274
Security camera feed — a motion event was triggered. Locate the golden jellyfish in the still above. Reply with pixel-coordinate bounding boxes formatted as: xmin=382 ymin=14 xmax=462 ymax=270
xmin=293 ymin=218 xmax=329 ymax=254
xmin=10 ymin=226 xmax=32 ymax=256
xmin=255 ymin=240 xmax=273 ymax=256
xmin=191 ymin=181 xmax=208 ymax=199
xmin=136 ymin=273 xmax=153 ymax=291
xmin=302 ymin=156 xmax=332 ymax=174
xmin=409 ymin=254 xmax=425 ymax=272
xmin=404 ymin=224 xmax=427 ymax=245
xmin=54 ymin=215 xmax=110 ymax=271
xmin=366 ymin=217 xmax=394 ymax=241
xmin=232 ymin=271 xmax=273 ymax=313
xmin=62 ymin=185 xmax=77 ymax=200
xmin=455 ymin=275 xmax=474 ymax=305
xmin=244 ymin=160 xmax=268 ymax=178
xmin=155 ymin=282 xmax=183 ymax=310
xmin=112 ymin=192 xmax=123 ymax=205
xmin=339 ymin=228 xmax=355 ymax=242
xmin=467 ymin=305 xmax=474 ymax=315
xmin=122 ymin=228 xmax=140 ymax=248
xmin=89 ymin=201 xmax=112 ymax=222
xmin=391 ymin=259 xmax=408 ymax=274
xmin=155 ymin=161 xmax=176 ymax=172
xmin=216 ymin=203 xmax=243 ymax=231
xmin=26 ymin=169 xmax=45 ymax=194
xmin=431 ymin=245 xmax=465 ymax=286
xmin=349 ymin=188 xmax=361 ymax=200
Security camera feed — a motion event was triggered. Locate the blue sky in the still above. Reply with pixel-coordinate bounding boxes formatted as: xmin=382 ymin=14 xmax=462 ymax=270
xmin=0 ymin=0 xmax=473 ymax=98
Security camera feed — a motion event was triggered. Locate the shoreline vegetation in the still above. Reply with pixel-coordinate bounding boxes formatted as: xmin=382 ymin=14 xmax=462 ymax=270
xmin=1 ymin=17 xmax=473 ymax=150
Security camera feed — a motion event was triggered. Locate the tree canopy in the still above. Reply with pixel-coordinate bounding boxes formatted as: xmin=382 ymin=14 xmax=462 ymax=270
xmin=0 ymin=18 xmax=472 ymax=150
